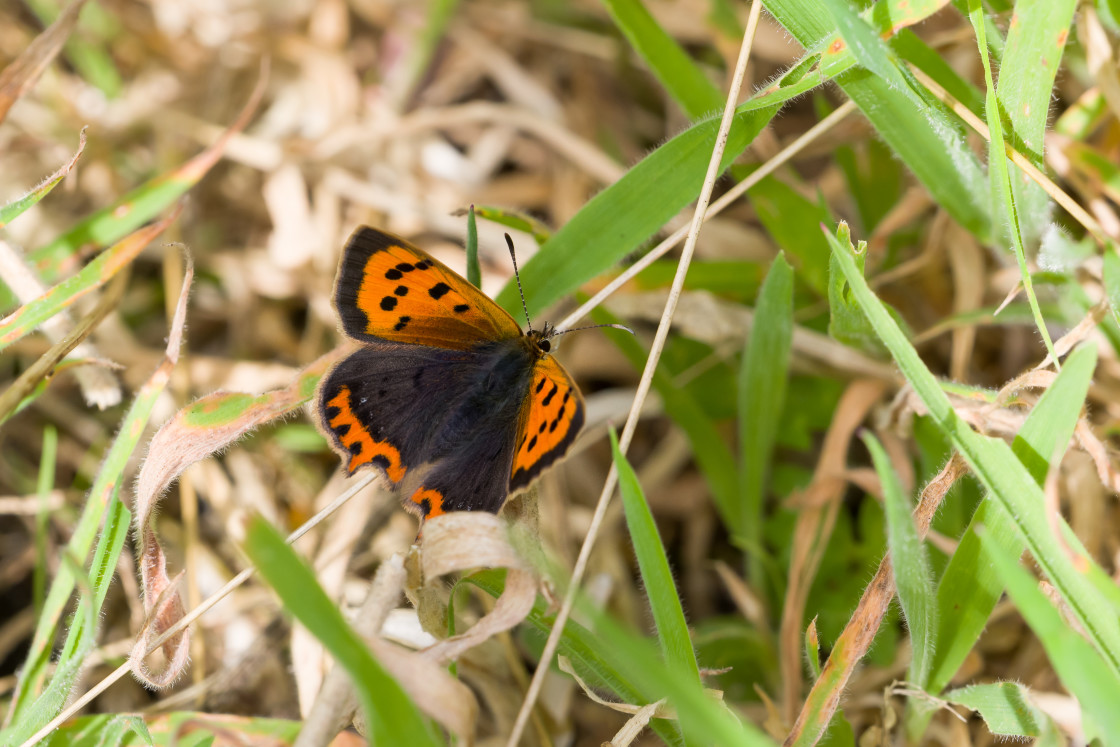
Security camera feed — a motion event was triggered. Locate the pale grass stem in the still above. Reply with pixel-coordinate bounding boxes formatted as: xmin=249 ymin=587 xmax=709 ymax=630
xmin=506 ymin=1 xmax=765 ymax=744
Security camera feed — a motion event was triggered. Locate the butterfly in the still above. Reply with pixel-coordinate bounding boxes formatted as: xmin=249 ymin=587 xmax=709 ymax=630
xmin=317 ymin=226 xmax=585 ymax=520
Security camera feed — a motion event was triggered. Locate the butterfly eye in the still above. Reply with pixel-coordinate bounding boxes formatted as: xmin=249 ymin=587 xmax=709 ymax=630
xmin=539 ymin=339 xmax=551 ymax=353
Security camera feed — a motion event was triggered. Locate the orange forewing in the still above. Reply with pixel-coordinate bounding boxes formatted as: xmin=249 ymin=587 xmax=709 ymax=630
xmin=510 ymin=355 xmax=585 ymax=491
xmin=336 ymin=228 xmax=521 ymax=350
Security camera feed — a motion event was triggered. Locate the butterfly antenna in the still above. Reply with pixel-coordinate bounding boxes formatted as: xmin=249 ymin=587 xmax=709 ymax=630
xmin=505 ymin=233 xmax=533 ymax=334
xmin=550 ymin=322 xmax=635 ymax=339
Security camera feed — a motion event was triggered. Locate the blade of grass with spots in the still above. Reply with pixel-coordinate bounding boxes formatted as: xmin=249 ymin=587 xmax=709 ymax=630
xmin=966 ymin=0 xmax=1058 ymax=366
xmin=764 ymin=0 xmax=991 ymax=240
xmin=994 ymin=0 xmax=1075 ymax=244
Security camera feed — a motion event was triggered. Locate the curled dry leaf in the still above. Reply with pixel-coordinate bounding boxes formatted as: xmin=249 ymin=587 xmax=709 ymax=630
xmin=418 ymin=512 xmax=537 ymax=666
xmin=129 ymin=348 xmax=341 ymax=689
xmin=129 ymin=254 xmax=194 ymax=689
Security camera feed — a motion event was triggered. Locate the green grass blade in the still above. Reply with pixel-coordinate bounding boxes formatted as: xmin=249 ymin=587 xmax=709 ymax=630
xmin=738 ymin=254 xmax=793 ymax=587
xmin=5 ymin=280 xmax=188 ymax=724
xmin=981 ymin=528 xmax=1120 ymax=741
xmin=994 ymin=0 xmax=1075 ymax=244
xmin=863 ymin=433 xmax=936 ymax=686
xmin=33 ymin=425 xmax=57 ymax=615
xmin=602 ymin=0 xmax=723 ymax=118
xmin=966 ymin=0 xmax=1058 ymax=366
xmin=466 ymin=205 xmax=552 ymax=245
xmin=927 ymin=343 xmax=1097 ymax=693
xmin=825 ymin=224 xmax=1120 ymax=680
xmin=465 ymin=204 xmax=480 ymax=288
xmin=945 ymin=682 xmax=1057 ymax=739
xmin=610 ymin=429 xmax=701 ymax=684
xmin=496 ymin=105 xmax=776 ymax=318
xmin=243 ymin=517 xmax=440 ymax=747
xmin=1 ymin=492 xmax=129 ymax=744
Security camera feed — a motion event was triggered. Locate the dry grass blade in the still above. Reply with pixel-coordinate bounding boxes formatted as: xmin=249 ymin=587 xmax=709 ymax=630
xmin=779 ymin=379 xmax=887 ymax=722
xmin=0 ymin=0 xmax=87 ymax=122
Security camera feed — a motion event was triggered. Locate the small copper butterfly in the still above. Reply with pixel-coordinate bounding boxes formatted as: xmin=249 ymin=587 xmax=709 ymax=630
xmin=317 ymin=226 xmax=585 ymax=519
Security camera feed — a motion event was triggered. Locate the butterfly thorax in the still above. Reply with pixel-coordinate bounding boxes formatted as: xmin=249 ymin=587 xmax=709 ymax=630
xmin=426 ymin=335 xmax=540 ymax=457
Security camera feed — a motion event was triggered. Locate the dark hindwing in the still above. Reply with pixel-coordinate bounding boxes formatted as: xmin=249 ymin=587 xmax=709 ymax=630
xmin=318 ymin=343 xmax=484 ymax=482
xmin=318 ymin=340 xmax=533 ymax=518
xmin=334 ymin=227 xmax=522 ymax=350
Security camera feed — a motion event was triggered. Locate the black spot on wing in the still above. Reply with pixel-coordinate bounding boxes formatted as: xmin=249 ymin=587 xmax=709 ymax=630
xmin=429 ymin=282 xmax=451 ymax=299
xmin=380 ymin=296 xmax=397 ymax=311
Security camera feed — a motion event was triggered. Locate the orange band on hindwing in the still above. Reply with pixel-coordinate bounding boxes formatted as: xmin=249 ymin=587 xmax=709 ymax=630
xmin=324 ymin=386 xmax=406 ymax=481
xmin=409 ymin=487 xmax=446 ymax=518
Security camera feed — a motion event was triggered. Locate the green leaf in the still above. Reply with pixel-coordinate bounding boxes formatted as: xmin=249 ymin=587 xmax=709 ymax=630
xmin=243 ymin=517 xmax=440 ymax=747
xmin=603 ymin=0 xmax=723 ymax=118
xmin=465 ymin=204 xmax=480 ymax=288
xmin=862 ymin=433 xmax=936 ymax=686
xmin=739 ymin=254 xmax=794 ymax=588
xmin=610 ymin=430 xmax=703 ymax=744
